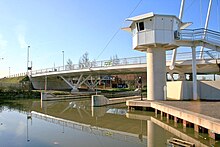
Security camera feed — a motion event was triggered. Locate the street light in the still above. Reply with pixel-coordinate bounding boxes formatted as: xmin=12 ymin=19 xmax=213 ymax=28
xmin=27 ymin=46 xmax=30 ymax=74
xmin=138 ymin=76 xmax=143 ymax=100
xmin=62 ymin=51 xmax=64 ymax=70
xmin=9 ymin=67 xmax=10 ymax=77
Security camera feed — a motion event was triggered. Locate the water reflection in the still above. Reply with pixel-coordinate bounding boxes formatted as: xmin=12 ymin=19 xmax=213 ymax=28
xmin=0 ymin=99 xmax=217 ymax=146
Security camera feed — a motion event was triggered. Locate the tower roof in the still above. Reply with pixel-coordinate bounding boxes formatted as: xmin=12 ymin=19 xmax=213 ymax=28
xmin=126 ymin=12 xmax=180 ymax=22
xmin=122 ymin=12 xmax=191 ymax=32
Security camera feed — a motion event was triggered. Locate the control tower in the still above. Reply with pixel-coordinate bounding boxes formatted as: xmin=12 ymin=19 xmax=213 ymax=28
xmin=122 ymin=12 xmax=188 ymax=100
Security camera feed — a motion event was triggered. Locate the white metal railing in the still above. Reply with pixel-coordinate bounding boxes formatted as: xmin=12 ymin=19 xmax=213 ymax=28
xmin=31 ymin=56 xmax=147 ymax=75
xmin=8 ymin=50 xmax=220 ymax=77
xmin=176 ymin=28 xmax=220 ymax=45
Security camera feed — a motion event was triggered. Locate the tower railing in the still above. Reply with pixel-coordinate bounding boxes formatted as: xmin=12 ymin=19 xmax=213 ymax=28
xmin=177 ymin=28 xmax=220 ymax=45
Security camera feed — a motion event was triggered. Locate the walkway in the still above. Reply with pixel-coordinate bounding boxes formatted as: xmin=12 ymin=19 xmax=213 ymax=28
xmin=16 ymin=50 xmax=219 ymax=78
xmin=127 ymin=100 xmax=220 ymax=134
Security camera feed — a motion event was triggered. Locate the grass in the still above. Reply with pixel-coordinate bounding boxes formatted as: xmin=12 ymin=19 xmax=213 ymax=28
xmin=0 ymin=76 xmax=27 ymax=83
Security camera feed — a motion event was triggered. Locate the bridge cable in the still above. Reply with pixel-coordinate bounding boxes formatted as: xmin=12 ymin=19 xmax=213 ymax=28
xmin=200 ymin=0 xmax=203 ymax=27
xmin=217 ymin=0 xmax=220 ymax=31
xmin=95 ymin=0 xmax=143 ymax=60
xmin=184 ymin=0 xmax=196 ymax=14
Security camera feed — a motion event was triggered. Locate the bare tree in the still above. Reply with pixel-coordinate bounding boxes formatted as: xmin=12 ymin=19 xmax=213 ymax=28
xmin=110 ymin=54 xmax=119 ymax=65
xmin=79 ymin=52 xmax=90 ymax=68
xmin=67 ymin=59 xmax=73 ymax=70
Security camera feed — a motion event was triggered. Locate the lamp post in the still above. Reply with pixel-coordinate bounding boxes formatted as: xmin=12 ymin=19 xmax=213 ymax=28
xmin=9 ymin=67 xmax=10 ymax=77
xmin=27 ymin=46 xmax=30 ymax=74
xmin=138 ymin=76 xmax=142 ymax=100
xmin=62 ymin=51 xmax=64 ymax=70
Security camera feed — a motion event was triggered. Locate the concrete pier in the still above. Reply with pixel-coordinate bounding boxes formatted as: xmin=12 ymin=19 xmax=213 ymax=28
xmin=92 ymin=95 xmax=140 ymax=107
xmin=126 ymin=100 xmax=220 ymax=140
xmin=147 ymin=48 xmax=166 ymax=100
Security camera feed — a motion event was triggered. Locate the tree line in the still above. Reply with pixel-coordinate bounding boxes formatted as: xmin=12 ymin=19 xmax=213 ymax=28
xmin=66 ymin=52 xmax=119 ymax=69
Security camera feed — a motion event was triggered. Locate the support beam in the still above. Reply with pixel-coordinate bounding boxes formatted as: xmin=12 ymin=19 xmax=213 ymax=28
xmin=76 ymin=74 xmax=83 ymax=87
xmin=59 ymin=76 xmax=75 ymax=89
xmin=192 ymin=46 xmax=198 ymax=100
xmin=78 ymin=75 xmax=91 ymax=87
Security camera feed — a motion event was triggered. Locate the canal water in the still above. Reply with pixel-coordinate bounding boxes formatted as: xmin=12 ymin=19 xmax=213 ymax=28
xmin=0 ymin=99 xmax=216 ymax=147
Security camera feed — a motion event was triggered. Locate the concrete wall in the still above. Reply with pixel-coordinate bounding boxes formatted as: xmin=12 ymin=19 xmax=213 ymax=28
xmin=198 ymin=81 xmax=220 ymax=100
xmin=167 ymin=81 xmax=220 ymax=100
xmin=31 ymin=76 xmax=71 ymax=90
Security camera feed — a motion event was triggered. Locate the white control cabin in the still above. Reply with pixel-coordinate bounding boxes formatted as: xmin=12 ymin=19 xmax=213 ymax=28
xmin=123 ymin=12 xmax=184 ymax=51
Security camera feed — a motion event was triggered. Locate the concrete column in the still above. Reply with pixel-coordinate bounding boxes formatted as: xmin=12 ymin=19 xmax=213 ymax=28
xmin=183 ymin=120 xmax=187 ymax=128
xmin=147 ymin=120 xmax=155 ymax=147
xmin=208 ymin=130 xmax=216 ymax=140
xmin=183 ymin=120 xmax=187 ymax=132
xmin=155 ymin=109 xmax=158 ymax=118
xmin=166 ymin=114 xmax=169 ymax=123
xmin=147 ymin=48 xmax=166 ymax=100
xmin=174 ymin=116 xmax=178 ymax=127
xmin=160 ymin=111 xmax=163 ymax=120
xmin=192 ymin=46 xmax=198 ymax=100
xmin=194 ymin=124 xmax=199 ymax=132
xmin=44 ymin=75 xmax=47 ymax=91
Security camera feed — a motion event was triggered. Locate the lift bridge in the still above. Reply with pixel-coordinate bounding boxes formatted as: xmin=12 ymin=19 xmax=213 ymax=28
xmin=10 ymin=28 xmax=220 ymax=92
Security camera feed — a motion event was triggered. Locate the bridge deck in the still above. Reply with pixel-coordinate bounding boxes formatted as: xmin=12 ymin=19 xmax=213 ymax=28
xmin=28 ymin=50 xmax=220 ymax=78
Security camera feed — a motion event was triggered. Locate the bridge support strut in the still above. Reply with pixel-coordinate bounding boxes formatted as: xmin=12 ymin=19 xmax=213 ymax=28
xmin=60 ymin=75 xmax=99 ymax=92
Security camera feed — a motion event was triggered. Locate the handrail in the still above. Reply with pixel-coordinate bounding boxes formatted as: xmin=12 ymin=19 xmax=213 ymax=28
xmin=177 ymin=28 xmax=220 ymax=44
xmin=7 ymin=50 xmax=220 ymax=78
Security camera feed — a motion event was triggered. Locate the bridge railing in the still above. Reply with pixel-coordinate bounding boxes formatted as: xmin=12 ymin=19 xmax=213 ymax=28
xmin=31 ymin=56 xmax=147 ymax=75
xmin=8 ymin=50 xmax=220 ymax=77
xmin=177 ymin=28 xmax=220 ymax=45
xmin=166 ymin=50 xmax=220 ymax=61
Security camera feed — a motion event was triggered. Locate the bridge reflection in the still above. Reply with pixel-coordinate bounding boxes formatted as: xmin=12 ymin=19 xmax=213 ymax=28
xmin=29 ymin=100 xmax=214 ymax=146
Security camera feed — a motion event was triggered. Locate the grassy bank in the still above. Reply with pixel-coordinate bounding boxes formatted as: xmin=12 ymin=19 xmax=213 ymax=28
xmin=0 ymin=76 xmax=41 ymax=99
xmin=0 ymin=76 xmax=27 ymax=83
xmin=0 ymin=91 xmax=41 ymax=99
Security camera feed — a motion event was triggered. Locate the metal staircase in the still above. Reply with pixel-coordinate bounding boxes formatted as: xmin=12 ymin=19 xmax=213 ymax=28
xmin=175 ymin=28 xmax=220 ymax=51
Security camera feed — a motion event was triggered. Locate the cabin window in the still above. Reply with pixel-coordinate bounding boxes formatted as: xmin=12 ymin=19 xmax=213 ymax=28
xmin=136 ymin=22 xmax=145 ymax=31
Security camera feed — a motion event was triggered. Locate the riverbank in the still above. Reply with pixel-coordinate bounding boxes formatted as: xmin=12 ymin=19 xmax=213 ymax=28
xmin=0 ymin=91 xmax=41 ymax=99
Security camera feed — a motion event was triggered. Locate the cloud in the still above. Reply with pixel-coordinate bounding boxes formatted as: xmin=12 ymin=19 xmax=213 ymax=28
xmin=16 ymin=121 xmax=26 ymax=136
xmin=0 ymin=34 xmax=8 ymax=51
xmin=18 ymin=33 xmax=28 ymax=49
xmin=16 ymin=24 xmax=28 ymax=49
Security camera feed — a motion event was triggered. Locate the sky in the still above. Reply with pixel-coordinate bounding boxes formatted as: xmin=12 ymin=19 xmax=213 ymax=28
xmin=0 ymin=0 xmax=219 ymax=78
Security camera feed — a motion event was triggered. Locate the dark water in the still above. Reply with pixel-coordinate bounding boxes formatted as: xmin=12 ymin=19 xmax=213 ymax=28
xmin=0 ymin=99 xmax=216 ymax=147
